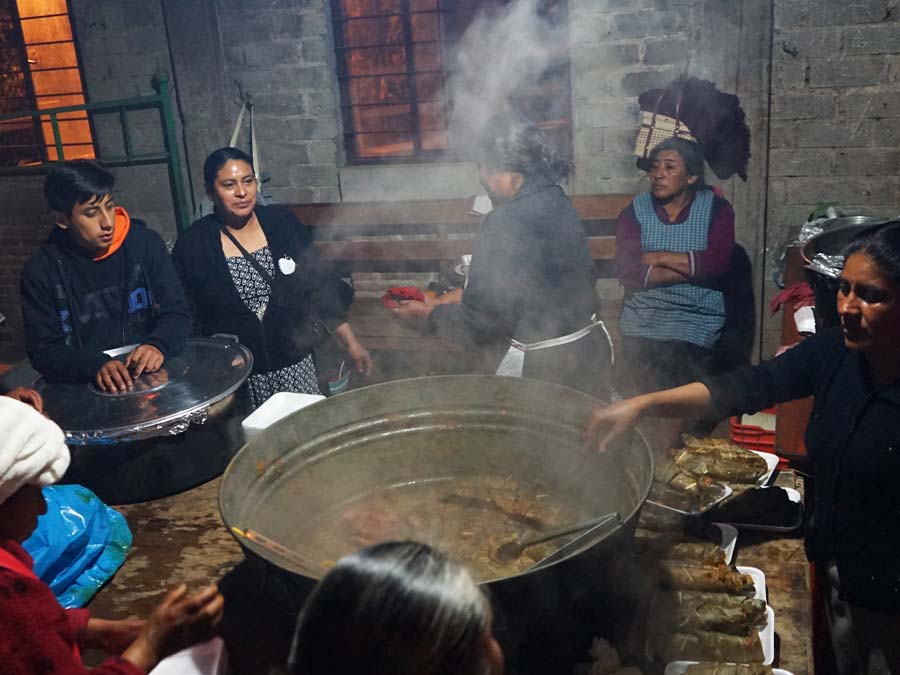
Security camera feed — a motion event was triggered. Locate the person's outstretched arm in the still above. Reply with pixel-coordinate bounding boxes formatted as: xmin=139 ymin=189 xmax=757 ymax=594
xmin=585 ymin=382 xmax=713 ymax=452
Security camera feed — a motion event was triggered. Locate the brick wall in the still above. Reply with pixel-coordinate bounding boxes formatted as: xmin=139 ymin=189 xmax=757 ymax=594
xmin=764 ymin=0 xmax=900 ymax=355
xmin=0 ymin=177 xmax=52 ymax=361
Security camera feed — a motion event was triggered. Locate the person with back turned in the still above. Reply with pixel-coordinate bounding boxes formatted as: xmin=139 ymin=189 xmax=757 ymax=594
xmin=392 ymin=112 xmax=612 ymax=399
xmin=587 ymin=222 xmax=900 ymax=674
xmin=288 ymin=541 xmax=504 ymax=675
xmin=20 ymin=161 xmax=192 ymax=392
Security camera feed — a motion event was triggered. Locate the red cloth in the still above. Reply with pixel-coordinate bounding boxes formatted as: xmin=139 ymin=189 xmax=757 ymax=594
xmin=381 ymin=286 xmax=425 ymax=309
xmin=770 ymin=282 xmax=815 ymax=315
xmin=0 ymin=540 xmax=144 ymax=675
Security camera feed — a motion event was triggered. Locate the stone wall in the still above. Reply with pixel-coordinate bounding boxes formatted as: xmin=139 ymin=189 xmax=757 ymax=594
xmin=764 ymin=0 xmax=900 ymax=354
xmin=4 ymin=0 xmax=900 ymax=362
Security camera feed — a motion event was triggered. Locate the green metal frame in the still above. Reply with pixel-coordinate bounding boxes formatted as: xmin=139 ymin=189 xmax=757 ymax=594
xmin=0 ymin=72 xmax=191 ymax=232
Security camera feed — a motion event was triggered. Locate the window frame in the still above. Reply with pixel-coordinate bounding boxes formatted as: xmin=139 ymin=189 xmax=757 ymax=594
xmin=0 ymin=0 xmax=96 ymax=166
xmin=331 ymin=0 xmax=571 ymax=166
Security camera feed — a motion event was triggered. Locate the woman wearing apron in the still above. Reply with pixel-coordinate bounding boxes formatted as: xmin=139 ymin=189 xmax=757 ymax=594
xmin=392 ymin=113 xmax=612 ymax=399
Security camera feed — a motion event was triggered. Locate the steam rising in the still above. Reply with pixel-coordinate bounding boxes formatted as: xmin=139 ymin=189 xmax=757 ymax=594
xmin=448 ymin=0 xmax=568 ymax=151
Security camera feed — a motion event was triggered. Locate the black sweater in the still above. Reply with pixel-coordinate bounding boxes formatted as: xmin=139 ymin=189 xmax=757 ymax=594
xmin=703 ymin=328 xmax=900 ymax=612
xmin=20 ymin=221 xmax=192 ymax=383
xmin=427 ymin=180 xmax=610 ymax=396
xmin=172 ymin=206 xmax=351 ymax=375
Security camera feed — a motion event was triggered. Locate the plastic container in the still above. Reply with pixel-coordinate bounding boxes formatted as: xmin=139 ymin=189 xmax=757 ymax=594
xmin=150 ymin=637 xmax=227 ymax=675
xmin=241 ymin=392 xmax=325 ymax=439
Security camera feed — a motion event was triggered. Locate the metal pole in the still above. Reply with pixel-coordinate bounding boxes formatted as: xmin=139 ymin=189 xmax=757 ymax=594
xmin=152 ymin=71 xmax=190 ymax=232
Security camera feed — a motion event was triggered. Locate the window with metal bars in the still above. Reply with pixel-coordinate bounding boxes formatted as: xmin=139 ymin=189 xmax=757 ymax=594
xmin=0 ymin=0 xmax=94 ymax=167
xmin=331 ymin=0 xmax=570 ymax=163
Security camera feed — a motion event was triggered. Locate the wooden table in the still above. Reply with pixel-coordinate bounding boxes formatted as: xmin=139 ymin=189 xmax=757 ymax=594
xmin=82 ymin=466 xmax=814 ymax=674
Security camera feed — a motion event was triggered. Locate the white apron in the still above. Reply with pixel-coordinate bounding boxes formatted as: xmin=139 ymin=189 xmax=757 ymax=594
xmin=495 ymin=315 xmax=615 ymax=377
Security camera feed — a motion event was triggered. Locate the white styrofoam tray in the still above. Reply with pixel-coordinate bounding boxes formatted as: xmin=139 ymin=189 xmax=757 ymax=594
xmin=714 ymin=523 xmax=738 ymax=565
xmin=737 ymin=565 xmax=767 ymax=603
xmin=241 ymin=392 xmax=324 ymax=439
xmin=661 ymin=605 xmax=775 ymax=669
xmin=749 ymin=449 xmax=780 ymax=486
xmin=150 ymin=637 xmax=228 ymax=675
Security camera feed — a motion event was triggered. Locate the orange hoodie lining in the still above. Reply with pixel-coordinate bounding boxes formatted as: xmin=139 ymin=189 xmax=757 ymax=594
xmin=93 ymin=206 xmax=130 ymax=261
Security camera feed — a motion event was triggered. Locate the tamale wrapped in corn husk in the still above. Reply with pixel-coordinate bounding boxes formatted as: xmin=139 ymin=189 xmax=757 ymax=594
xmin=634 ymin=536 xmax=726 ymax=566
xmin=638 ymin=506 xmax=685 ymax=532
xmin=658 ymin=563 xmax=756 ymax=595
xmin=651 ymin=591 xmax=767 ymax=635
xmin=653 ymin=630 xmax=764 ymax=663
xmin=684 ymin=663 xmax=772 ymax=675
xmin=673 ymin=448 xmax=768 ymax=484
xmin=682 ymin=435 xmax=741 ymax=451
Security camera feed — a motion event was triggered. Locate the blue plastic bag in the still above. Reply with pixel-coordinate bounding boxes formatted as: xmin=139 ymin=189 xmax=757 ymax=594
xmin=23 ymin=484 xmax=132 ymax=608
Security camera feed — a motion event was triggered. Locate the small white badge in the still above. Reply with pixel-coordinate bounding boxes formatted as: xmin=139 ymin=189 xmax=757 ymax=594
xmin=278 ymin=256 xmax=296 ymax=275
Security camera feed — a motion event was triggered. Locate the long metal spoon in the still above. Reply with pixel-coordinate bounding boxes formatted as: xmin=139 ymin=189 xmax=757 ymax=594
xmin=491 ymin=512 xmax=620 ymax=565
xmin=527 ymin=512 xmax=622 ymax=571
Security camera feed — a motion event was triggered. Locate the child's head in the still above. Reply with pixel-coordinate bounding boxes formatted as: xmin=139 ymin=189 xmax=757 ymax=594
xmin=289 ymin=541 xmax=502 ymax=675
xmin=44 ymin=161 xmax=118 ymax=255
xmin=0 ymin=398 xmax=69 ymax=542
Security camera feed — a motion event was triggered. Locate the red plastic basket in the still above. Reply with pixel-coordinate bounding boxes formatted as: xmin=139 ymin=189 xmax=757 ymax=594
xmin=730 ymin=407 xmax=777 ymax=455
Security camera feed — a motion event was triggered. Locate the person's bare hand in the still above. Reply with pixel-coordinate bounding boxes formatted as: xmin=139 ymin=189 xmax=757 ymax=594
xmin=83 ymin=617 xmax=145 ymax=655
xmin=96 ymin=360 xmax=132 ymax=392
xmin=5 ymin=386 xmax=43 ymax=412
xmin=641 ymin=251 xmax=668 ymax=266
xmin=125 ymin=344 xmax=164 ymax=378
xmin=391 ymin=300 xmax=433 ymax=321
xmin=123 ymin=584 xmax=224 ymax=671
xmin=346 ymin=340 xmax=373 ymax=375
xmin=584 ymin=399 xmax=644 ymax=453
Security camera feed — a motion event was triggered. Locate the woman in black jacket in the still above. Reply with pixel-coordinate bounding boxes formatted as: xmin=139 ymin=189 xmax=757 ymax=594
xmin=392 ymin=114 xmax=612 ymax=399
xmin=173 ymin=148 xmax=370 ymax=407
xmin=587 ymin=223 xmax=900 ymax=674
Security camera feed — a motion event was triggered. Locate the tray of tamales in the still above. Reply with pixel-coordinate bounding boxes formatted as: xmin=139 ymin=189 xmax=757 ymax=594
xmin=665 ymin=662 xmax=791 ymax=674
xmin=648 ymin=561 xmax=774 ymax=666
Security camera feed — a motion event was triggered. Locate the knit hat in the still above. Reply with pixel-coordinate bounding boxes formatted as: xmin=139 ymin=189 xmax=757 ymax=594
xmin=0 ymin=397 xmax=69 ymax=505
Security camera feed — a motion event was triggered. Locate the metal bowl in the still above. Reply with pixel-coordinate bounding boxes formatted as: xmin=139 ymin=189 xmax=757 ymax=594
xmin=220 ymin=375 xmax=654 ymax=673
xmin=801 ymin=217 xmax=887 ymax=265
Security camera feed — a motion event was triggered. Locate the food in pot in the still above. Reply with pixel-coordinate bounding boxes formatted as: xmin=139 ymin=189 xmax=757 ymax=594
xmin=684 ymin=664 xmax=773 ymax=675
xmin=651 ymin=590 xmax=767 ymax=636
xmin=658 ymin=563 xmax=756 ymax=595
xmin=652 ymin=630 xmax=764 ymax=663
xmin=289 ymin=474 xmax=588 ymax=581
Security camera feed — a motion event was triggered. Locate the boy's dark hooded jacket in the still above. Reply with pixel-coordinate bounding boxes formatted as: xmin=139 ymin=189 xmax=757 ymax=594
xmin=20 ymin=213 xmax=191 ymax=383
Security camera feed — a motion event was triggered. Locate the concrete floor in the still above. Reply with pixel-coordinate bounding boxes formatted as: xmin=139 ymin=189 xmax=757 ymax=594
xmin=83 ymin=479 xmax=297 ymax=674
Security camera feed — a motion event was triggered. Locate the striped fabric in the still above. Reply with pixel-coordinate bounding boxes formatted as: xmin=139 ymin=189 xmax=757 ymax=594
xmin=619 ymin=190 xmax=725 ymax=349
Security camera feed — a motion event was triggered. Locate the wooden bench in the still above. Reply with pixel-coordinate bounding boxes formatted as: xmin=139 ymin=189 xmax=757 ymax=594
xmin=289 ymin=194 xmax=632 ymax=383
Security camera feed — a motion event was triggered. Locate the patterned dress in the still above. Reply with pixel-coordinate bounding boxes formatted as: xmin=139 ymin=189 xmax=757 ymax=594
xmin=226 ymin=247 xmax=322 ymax=408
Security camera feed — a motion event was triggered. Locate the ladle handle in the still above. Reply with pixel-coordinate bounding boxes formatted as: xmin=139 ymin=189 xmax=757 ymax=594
xmin=524 ymin=512 xmax=619 ymax=547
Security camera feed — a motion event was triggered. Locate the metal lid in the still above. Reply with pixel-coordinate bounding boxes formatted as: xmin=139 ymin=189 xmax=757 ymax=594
xmin=38 ymin=337 xmax=253 ymax=445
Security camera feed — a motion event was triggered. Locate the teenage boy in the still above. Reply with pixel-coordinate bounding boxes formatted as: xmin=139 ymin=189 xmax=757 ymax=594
xmin=20 ymin=161 xmax=191 ymax=392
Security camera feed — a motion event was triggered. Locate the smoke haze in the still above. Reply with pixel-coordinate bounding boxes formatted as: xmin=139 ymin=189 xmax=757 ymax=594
xmin=448 ymin=0 xmax=569 ymax=152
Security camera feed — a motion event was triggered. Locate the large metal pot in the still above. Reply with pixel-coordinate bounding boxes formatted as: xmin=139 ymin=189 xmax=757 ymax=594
xmin=220 ymin=375 xmax=654 ymax=673
xmin=801 ymin=218 xmax=887 ymax=327
xmin=37 ymin=337 xmax=253 ymax=504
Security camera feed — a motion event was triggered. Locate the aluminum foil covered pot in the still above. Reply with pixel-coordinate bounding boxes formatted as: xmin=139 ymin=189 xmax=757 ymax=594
xmin=38 ymin=337 xmax=253 ymax=504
